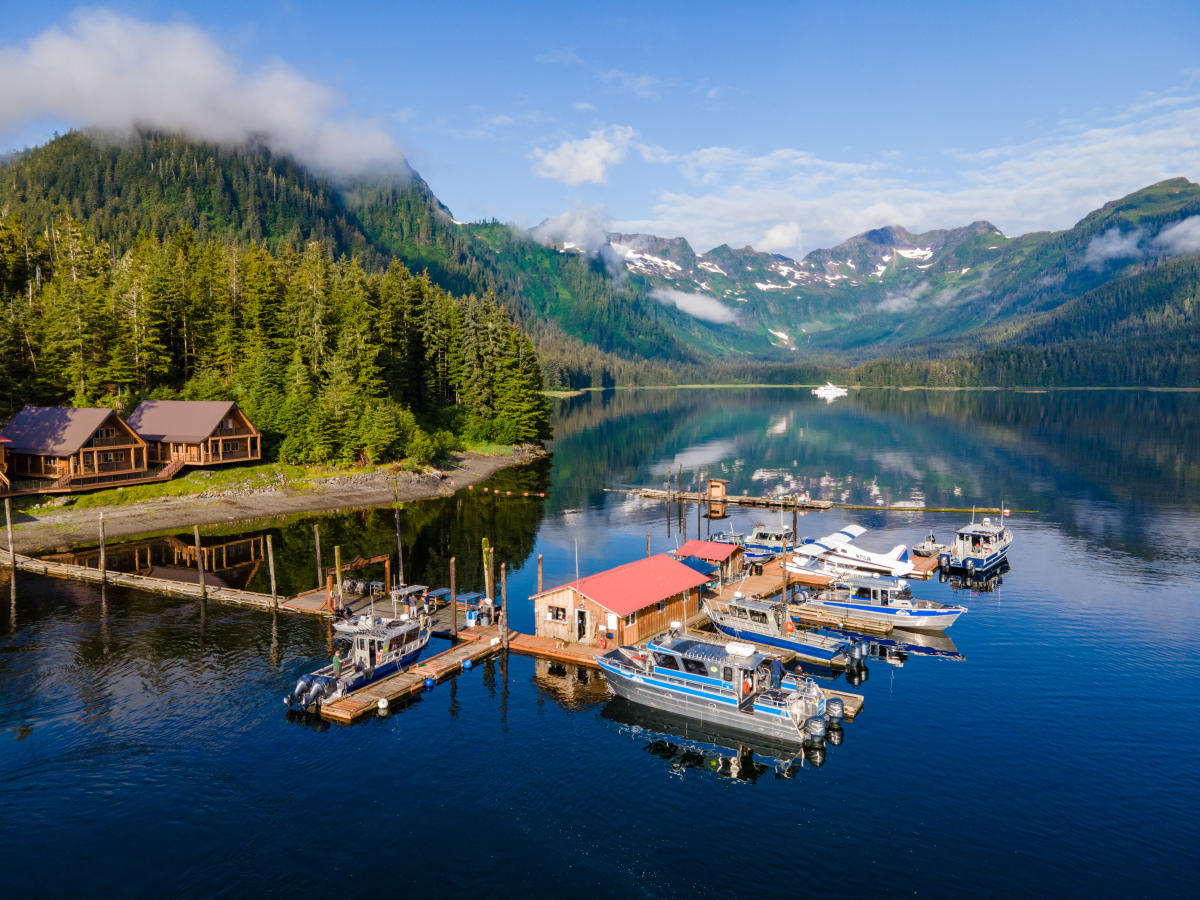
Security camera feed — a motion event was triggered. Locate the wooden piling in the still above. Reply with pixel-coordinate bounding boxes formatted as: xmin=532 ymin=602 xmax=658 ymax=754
xmin=314 ymin=524 xmax=323 ymax=590
xmin=334 ymin=545 xmax=343 ymax=609
xmin=500 ymin=563 xmax=509 ymax=649
xmin=4 ymin=499 xmax=15 ymax=576
xmin=793 ymin=507 xmax=798 ymax=545
xmin=537 ymin=553 xmax=543 ymax=594
xmin=193 ymin=525 xmax=207 ymax=602
xmin=449 ymin=557 xmax=458 ymax=641
xmin=488 ymin=546 xmax=496 ymax=603
xmin=646 ymin=531 xmax=651 ymax=558
xmin=393 ymin=479 xmax=404 ymax=587
xmin=267 ymin=534 xmax=278 ymax=608
xmin=325 ymin=574 xmax=333 ymax=613
xmin=98 ymin=512 xmax=107 ymax=586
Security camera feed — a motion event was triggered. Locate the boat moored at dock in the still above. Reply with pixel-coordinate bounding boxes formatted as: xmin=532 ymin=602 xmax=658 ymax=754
xmin=939 ymin=515 xmax=1013 ymax=574
xmin=285 ymin=614 xmax=431 ymax=711
xmin=595 ymin=628 xmax=834 ymax=745
xmin=704 ymin=596 xmax=868 ymax=668
xmin=789 ymin=524 xmax=914 ymax=578
xmin=795 ymin=574 xmax=966 ymax=631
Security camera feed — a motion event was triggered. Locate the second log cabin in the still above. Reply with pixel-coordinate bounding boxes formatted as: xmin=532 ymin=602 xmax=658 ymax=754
xmin=126 ymin=401 xmax=262 ymax=467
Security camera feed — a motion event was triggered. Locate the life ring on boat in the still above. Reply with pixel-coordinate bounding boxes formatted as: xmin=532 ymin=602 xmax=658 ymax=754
xmin=742 ymin=678 xmax=752 ymax=695
xmin=785 ymin=621 xmax=795 ymax=632
xmin=598 ymin=636 xmax=607 ymax=649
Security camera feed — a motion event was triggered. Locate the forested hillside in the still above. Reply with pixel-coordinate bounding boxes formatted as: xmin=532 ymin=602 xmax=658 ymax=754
xmin=0 ymin=214 xmax=550 ymax=463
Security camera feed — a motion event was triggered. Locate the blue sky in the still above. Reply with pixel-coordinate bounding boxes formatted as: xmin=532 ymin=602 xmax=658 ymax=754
xmin=2 ymin=1 xmax=1199 ymax=255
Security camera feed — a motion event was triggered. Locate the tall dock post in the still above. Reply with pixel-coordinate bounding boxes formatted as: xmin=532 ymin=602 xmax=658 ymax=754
xmin=500 ymin=562 xmax=509 ymax=649
xmin=98 ymin=512 xmax=107 ymax=586
xmin=449 ymin=557 xmax=458 ymax=641
xmin=393 ymin=479 xmax=404 ymax=587
xmin=267 ymin=534 xmax=278 ymax=609
xmin=646 ymin=532 xmax=651 ymax=557
xmin=488 ymin=546 xmax=496 ymax=603
xmin=334 ymin=545 xmax=344 ymax=611
xmin=314 ymin=524 xmax=323 ymax=590
xmin=537 ymin=554 xmax=543 ymax=594
xmin=4 ymin=499 xmax=15 ymax=575
xmin=193 ymin=526 xmax=208 ymax=602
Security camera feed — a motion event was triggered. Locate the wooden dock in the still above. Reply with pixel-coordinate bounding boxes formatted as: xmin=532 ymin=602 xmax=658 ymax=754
xmin=609 ymin=487 xmax=833 ymax=511
xmin=319 ymin=623 xmax=509 ymax=724
xmin=1 ymin=548 xmax=299 ymax=613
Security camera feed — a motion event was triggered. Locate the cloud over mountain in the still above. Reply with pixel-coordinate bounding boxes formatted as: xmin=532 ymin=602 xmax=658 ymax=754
xmin=0 ymin=9 xmax=408 ymax=176
xmin=531 ymin=125 xmax=634 ymax=185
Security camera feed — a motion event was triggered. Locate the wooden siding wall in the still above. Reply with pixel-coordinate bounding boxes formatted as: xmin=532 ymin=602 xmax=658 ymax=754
xmin=534 ymin=585 xmax=702 ymax=647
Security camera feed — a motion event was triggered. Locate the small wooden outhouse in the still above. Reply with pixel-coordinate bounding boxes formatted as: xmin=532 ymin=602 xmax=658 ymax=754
xmin=532 ymin=553 xmax=710 ymax=647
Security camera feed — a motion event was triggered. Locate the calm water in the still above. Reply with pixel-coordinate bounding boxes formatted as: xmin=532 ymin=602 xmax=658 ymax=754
xmin=2 ymin=388 xmax=1197 ymax=897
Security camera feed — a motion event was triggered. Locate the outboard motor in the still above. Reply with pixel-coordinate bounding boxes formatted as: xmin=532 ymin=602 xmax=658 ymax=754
xmin=804 ymin=715 xmax=827 ymax=745
xmin=824 ymin=697 xmax=844 ymax=723
xmin=286 ymin=675 xmax=314 ymax=709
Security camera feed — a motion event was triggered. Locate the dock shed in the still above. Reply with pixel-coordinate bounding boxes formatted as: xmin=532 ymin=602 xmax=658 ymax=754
xmin=533 ymin=553 xmax=710 ymax=647
xmin=0 ymin=406 xmax=148 ymax=488
xmin=673 ymin=539 xmax=745 ymax=580
xmin=127 ymin=400 xmax=261 ymax=467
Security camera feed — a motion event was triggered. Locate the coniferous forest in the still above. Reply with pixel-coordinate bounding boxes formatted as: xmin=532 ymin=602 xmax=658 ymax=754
xmin=0 ymin=214 xmax=550 ymax=464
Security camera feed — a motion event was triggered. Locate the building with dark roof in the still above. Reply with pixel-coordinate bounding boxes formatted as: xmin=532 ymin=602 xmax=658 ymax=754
xmin=126 ymin=401 xmax=261 ymax=467
xmin=532 ymin=553 xmax=710 ymax=647
xmin=673 ymin=538 xmax=746 ymax=580
xmin=0 ymin=406 xmax=148 ymax=487
xmin=0 ymin=434 xmax=10 ymax=494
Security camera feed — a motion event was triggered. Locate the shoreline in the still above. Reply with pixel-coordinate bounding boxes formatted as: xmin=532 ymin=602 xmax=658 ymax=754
xmin=6 ymin=447 xmax=546 ymax=554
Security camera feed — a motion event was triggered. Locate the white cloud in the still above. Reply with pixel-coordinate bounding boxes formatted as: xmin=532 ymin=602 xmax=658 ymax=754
xmin=598 ymin=69 xmax=664 ymax=99
xmin=1152 ymin=215 xmax=1200 ymax=255
xmin=530 ymin=205 xmax=610 ymax=254
xmin=759 ymin=221 xmax=804 ymax=254
xmin=531 ymin=125 xmax=634 ymax=185
xmin=571 ymin=101 xmax=597 ymax=112
xmin=616 ymin=101 xmax=1200 ymax=255
xmin=0 ymin=10 xmax=408 ymax=177
xmin=877 ymin=282 xmax=931 ymax=314
xmin=650 ymin=287 xmax=737 ymax=324
xmin=1085 ymin=226 xmax=1144 ymax=265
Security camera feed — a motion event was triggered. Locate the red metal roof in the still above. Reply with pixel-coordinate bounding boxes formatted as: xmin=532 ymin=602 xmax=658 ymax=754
xmin=563 ymin=554 xmax=710 ymax=617
xmin=674 ymin=539 xmax=739 ymax=562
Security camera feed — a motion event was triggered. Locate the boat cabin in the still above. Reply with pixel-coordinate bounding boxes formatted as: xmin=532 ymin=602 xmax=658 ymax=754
xmin=721 ymin=597 xmax=789 ymax=634
xmin=951 ymin=519 xmax=1010 ymax=554
xmin=747 ymin=525 xmax=794 ymax=549
xmin=338 ymin=619 xmax=423 ymax=671
xmin=126 ymin=400 xmax=261 ymax=467
xmin=533 ymin=553 xmax=710 ymax=647
xmin=647 ymin=634 xmax=780 ymax=701
xmin=0 ymin=406 xmax=148 ymax=487
xmin=835 ymin=579 xmax=913 ymax=606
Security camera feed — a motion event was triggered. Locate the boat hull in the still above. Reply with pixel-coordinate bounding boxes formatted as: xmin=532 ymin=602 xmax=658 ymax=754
xmin=709 ymin=618 xmax=851 ymax=667
xmin=595 ymin=658 xmax=809 ymax=744
xmin=941 ymin=544 xmax=1009 ymax=573
xmin=796 ymin=599 xmax=963 ymax=631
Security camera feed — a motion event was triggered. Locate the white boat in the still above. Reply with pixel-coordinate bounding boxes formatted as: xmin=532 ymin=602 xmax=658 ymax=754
xmin=911 ymin=531 xmax=946 ymax=557
xmin=938 ymin=514 xmax=1013 ymax=574
xmin=794 ymin=574 xmax=966 ymax=631
xmin=812 ymin=382 xmax=848 ymax=402
xmin=788 ymin=524 xmax=914 ymax=578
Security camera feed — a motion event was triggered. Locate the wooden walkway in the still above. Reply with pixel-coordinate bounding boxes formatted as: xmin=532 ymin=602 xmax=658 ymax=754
xmin=319 ymin=623 xmax=508 ymax=724
xmin=610 ymin=486 xmax=1013 ymax=516
xmin=1 ymin=548 xmax=299 ymax=613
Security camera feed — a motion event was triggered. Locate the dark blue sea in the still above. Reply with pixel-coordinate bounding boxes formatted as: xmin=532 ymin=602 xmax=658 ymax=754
xmin=2 ymin=388 xmax=1197 ymax=897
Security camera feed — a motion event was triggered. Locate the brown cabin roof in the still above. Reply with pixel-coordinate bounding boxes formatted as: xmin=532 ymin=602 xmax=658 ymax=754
xmin=0 ymin=407 xmax=122 ymax=456
xmin=126 ymin=400 xmax=242 ymax=443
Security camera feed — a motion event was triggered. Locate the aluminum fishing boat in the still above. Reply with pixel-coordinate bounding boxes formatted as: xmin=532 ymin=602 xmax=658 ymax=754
xmin=284 ymin=614 xmax=430 ymax=711
xmin=939 ymin=515 xmax=1013 ymax=574
xmin=795 ymin=574 xmax=966 ymax=631
xmin=703 ymin=596 xmax=867 ymax=668
xmin=595 ymin=629 xmax=835 ymax=745
xmin=812 ymin=382 xmax=848 ymax=402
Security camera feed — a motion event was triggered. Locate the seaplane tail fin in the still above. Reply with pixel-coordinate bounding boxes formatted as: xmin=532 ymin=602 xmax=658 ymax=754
xmin=822 ymin=524 xmax=866 ymax=546
xmin=890 ymin=544 xmax=909 ymax=561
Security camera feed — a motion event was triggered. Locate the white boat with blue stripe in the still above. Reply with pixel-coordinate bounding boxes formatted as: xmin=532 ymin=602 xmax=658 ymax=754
xmin=938 ymin=515 xmax=1013 ymax=575
xmin=595 ymin=628 xmax=837 ymax=745
xmin=795 ymin=574 xmax=966 ymax=631
xmin=703 ymin=596 xmax=867 ymax=668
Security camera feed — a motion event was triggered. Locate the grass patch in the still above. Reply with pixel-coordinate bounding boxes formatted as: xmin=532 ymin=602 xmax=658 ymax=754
xmin=461 ymin=443 xmax=515 ymax=456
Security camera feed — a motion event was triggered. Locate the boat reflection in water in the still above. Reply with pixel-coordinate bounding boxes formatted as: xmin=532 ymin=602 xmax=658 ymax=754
xmin=821 ymin=626 xmax=965 ymax=668
xmin=601 ymin=696 xmax=839 ymax=779
xmin=942 ymin=558 xmax=1010 ymax=593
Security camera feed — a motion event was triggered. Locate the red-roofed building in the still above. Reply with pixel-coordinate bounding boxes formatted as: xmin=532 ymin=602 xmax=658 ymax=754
xmin=533 ymin=554 xmax=710 ymax=647
xmin=673 ymin=539 xmax=745 ymax=580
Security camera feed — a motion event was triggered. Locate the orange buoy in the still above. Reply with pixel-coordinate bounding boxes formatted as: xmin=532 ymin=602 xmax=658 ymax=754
xmin=742 ymin=678 xmax=752 ymax=695
xmin=785 ymin=621 xmax=795 ymax=633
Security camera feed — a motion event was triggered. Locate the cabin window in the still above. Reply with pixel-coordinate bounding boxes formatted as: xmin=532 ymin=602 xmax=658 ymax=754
xmin=653 ymin=653 xmax=679 ymax=670
xmin=96 ymin=427 xmax=115 ymax=439
xmin=854 ymin=588 xmax=871 ymax=599
xmin=682 ymin=659 xmax=709 ymax=677
xmin=547 ymin=605 xmax=566 ymax=622
xmin=749 ymin=610 xmax=769 ymax=624
xmin=222 ymin=418 xmax=233 ymax=429
xmin=222 ymin=440 xmax=239 ymax=452
xmin=723 ymin=666 xmax=733 ymax=682
xmin=732 ymin=606 xmax=748 ymax=618
xmin=624 ymin=612 xmax=637 ymax=626
xmin=657 ymin=600 xmax=665 ymax=612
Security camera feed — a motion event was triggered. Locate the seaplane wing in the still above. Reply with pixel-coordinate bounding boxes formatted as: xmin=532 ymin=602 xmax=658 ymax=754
xmin=816 ymin=525 xmax=867 ymax=547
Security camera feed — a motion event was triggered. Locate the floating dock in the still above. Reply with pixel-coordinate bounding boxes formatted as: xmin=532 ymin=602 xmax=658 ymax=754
xmin=608 ymin=487 xmax=832 ymax=511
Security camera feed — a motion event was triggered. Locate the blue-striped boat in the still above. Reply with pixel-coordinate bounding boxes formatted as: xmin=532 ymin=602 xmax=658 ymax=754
xmin=595 ymin=630 xmax=832 ymax=744
xmin=938 ymin=515 xmax=1013 ymax=575
xmin=795 ymin=574 xmax=966 ymax=631
xmin=703 ymin=596 xmax=865 ymax=668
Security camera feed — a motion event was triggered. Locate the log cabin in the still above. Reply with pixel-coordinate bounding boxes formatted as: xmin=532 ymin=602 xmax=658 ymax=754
xmin=0 ymin=407 xmax=148 ymax=487
xmin=533 ymin=553 xmax=710 ymax=648
xmin=126 ymin=401 xmax=262 ymax=467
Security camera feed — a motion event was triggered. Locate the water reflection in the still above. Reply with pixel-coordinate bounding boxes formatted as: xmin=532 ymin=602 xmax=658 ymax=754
xmin=602 ymin=696 xmax=838 ymax=777
xmin=531 ymin=659 xmax=611 ymax=707
xmin=943 ymin=558 xmax=1010 ymax=593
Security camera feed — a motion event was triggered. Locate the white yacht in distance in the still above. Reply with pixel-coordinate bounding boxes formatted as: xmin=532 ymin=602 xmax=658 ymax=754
xmin=812 ymin=382 xmax=848 ymax=402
